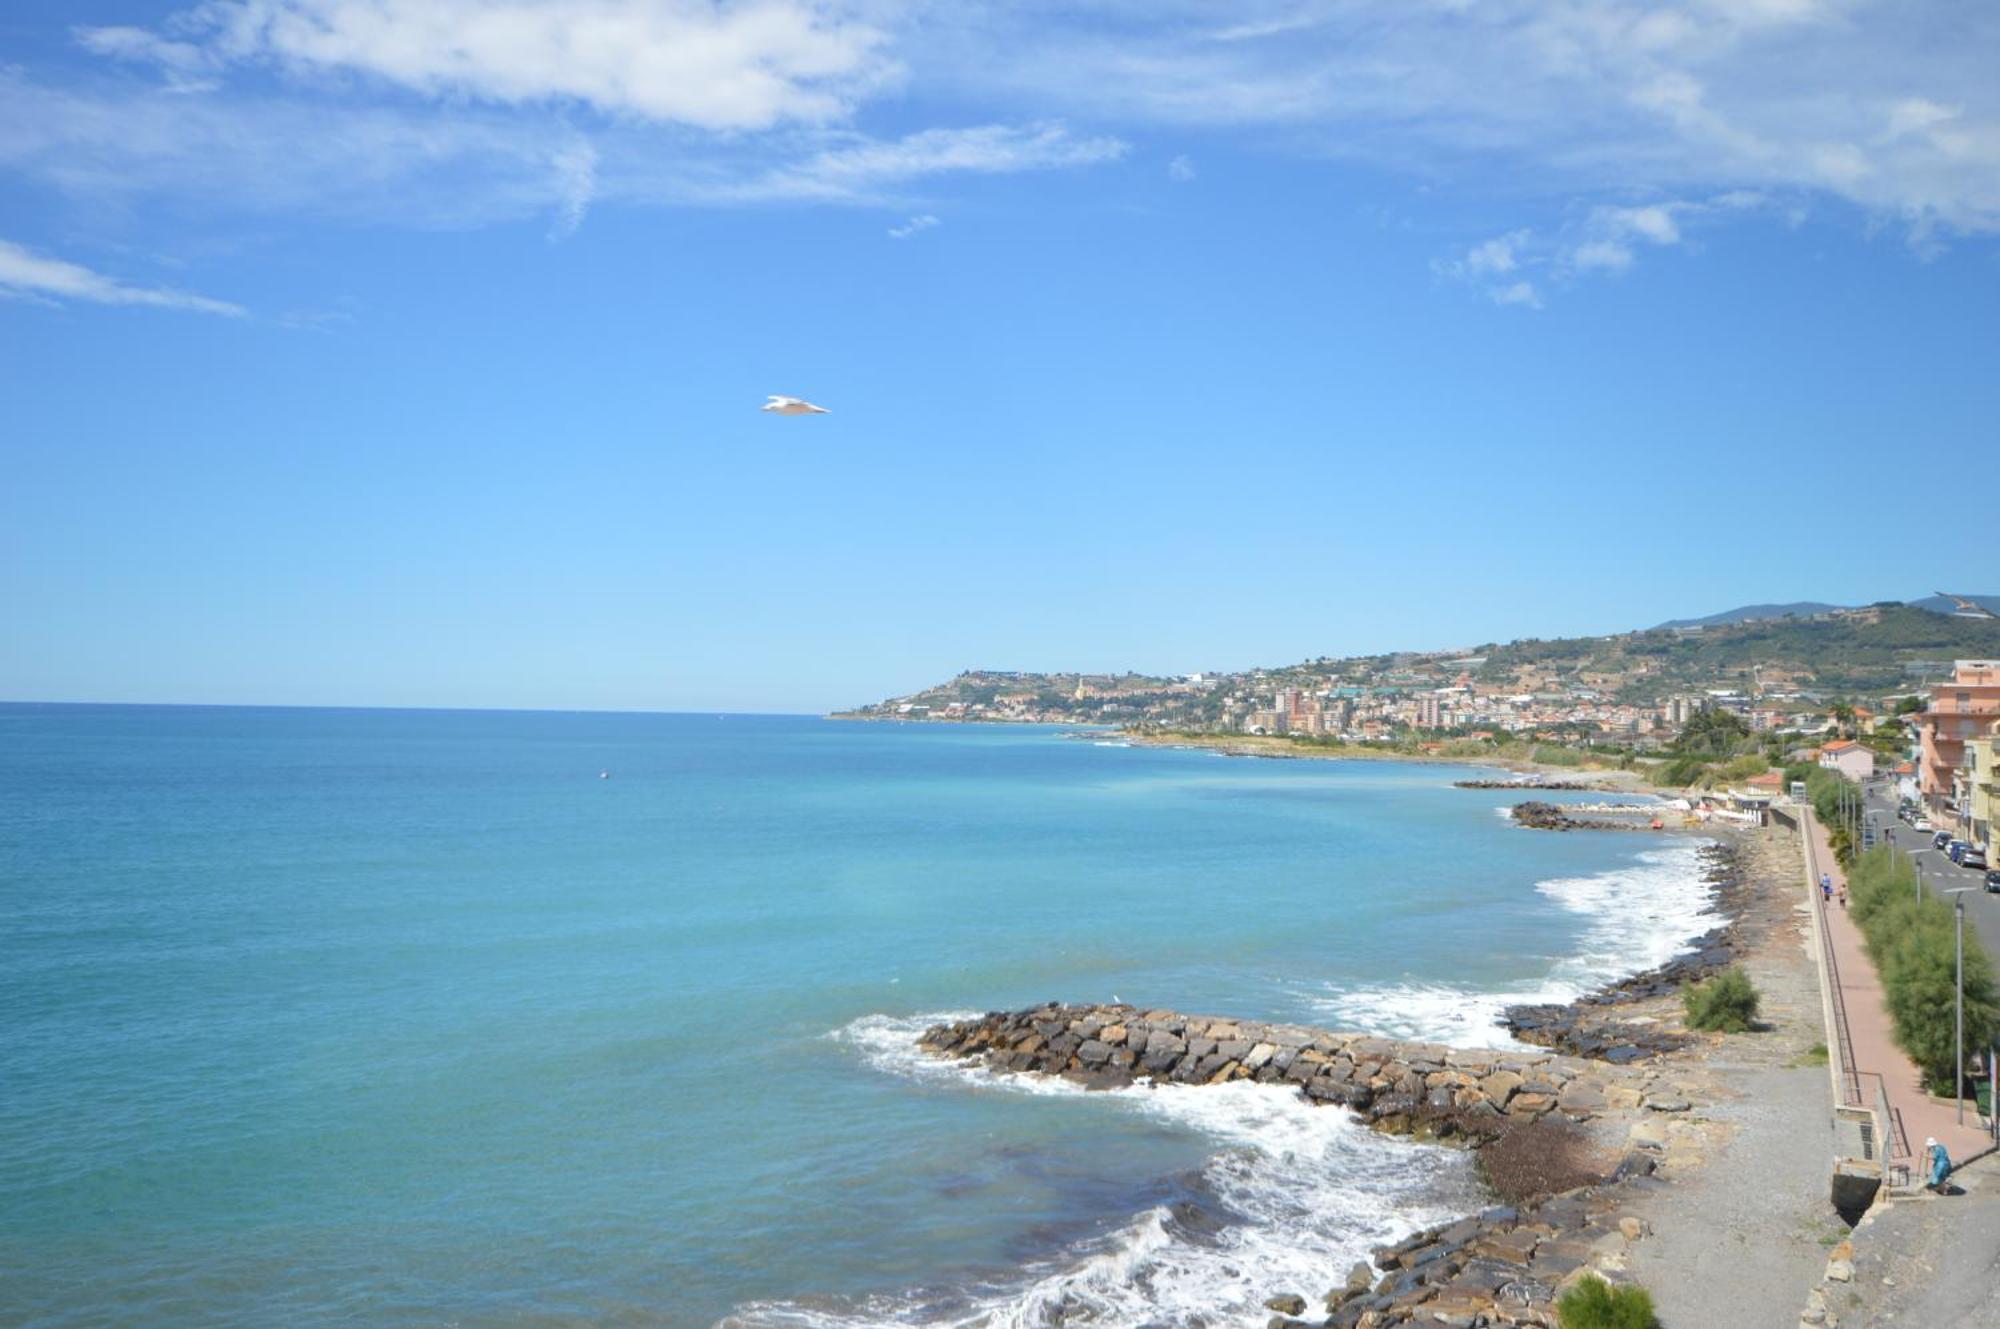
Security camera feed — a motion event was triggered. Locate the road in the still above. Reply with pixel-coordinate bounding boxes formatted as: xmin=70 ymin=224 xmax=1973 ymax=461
xmin=1861 ymin=779 xmax=2000 ymax=960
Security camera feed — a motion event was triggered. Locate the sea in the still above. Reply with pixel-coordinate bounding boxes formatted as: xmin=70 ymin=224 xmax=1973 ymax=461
xmin=0 ymin=706 xmax=1722 ymax=1328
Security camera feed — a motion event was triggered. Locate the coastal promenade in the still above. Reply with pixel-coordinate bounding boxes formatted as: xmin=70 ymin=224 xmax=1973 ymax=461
xmin=1804 ymin=812 xmax=1990 ymax=1173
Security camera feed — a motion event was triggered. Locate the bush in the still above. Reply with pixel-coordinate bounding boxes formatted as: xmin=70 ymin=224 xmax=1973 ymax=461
xmin=1684 ymin=968 xmax=1761 ymax=1032
xmin=1846 ymin=845 xmax=2000 ymax=1092
xmin=1651 ymin=754 xmax=1708 ymax=787
xmin=1716 ymin=753 xmax=1771 ymax=782
xmin=1557 ymin=1276 xmax=1658 ymax=1329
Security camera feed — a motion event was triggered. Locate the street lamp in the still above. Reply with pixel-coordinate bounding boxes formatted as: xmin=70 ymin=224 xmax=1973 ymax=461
xmin=1946 ymin=887 xmax=1976 ymax=1125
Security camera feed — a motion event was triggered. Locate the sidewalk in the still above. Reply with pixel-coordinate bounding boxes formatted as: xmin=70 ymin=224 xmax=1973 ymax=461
xmin=1805 ymin=814 xmax=1991 ymax=1173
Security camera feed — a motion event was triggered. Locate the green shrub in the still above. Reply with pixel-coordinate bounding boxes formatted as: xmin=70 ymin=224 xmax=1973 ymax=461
xmin=1651 ymin=754 xmax=1707 ymax=787
xmin=1683 ymin=968 xmax=1761 ymax=1032
xmin=1845 ymin=844 xmax=2000 ymax=1091
xmin=1557 ymin=1276 xmax=1658 ymax=1329
xmin=1716 ymin=753 xmax=1771 ymax=782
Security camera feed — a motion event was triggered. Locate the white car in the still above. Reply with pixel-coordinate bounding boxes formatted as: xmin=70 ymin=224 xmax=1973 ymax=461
xmin=1913 ymin=819 xmax=1933 ymax=833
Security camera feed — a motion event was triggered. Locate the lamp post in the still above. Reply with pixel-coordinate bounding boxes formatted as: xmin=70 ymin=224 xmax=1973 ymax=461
xmin=1946 ymin=887 xmax=1976 ymax=1125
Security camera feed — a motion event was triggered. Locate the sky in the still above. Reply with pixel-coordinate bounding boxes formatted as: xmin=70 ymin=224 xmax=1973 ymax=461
xmin=2 ymin=1 xmax=1997 ymax=714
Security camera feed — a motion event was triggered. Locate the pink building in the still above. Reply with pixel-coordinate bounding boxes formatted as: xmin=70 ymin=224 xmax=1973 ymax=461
xmin=1818 ymin=740 xmax=1875 ymax=781
xmin=1919 ymin=661 xmax=2000 ymax=821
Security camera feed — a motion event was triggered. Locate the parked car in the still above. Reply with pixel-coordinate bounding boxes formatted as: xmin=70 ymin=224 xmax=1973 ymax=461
xmin=1947 ymin=840 xmax=1968 ymax=863
xmin=1964 ymin=848 xmax=1989 ymax=871
xmin=1986 ymin=869 xmax=2000 ymax=893
xmin=1935 ymin=830 xmax=1953 ymax=849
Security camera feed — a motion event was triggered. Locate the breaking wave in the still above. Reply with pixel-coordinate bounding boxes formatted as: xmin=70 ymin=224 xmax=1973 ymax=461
xmin=1311 ymin=838 xmax=1719 ymax=1047
xmin=722 ymin=1014 xmax=1481 ymax=1328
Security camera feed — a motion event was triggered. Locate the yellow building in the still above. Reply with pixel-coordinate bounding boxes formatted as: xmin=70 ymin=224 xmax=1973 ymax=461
xmin=1964 ymin=717 xmax=1999 ymax=852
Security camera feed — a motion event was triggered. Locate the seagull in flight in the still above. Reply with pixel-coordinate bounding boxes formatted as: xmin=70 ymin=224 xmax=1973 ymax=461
xmin=762 ymin=395 xmax=830 ymax=415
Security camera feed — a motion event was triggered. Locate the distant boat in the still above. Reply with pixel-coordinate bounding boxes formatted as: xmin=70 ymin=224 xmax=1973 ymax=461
xmin=600 ymin=771 xmax=611 ymax=780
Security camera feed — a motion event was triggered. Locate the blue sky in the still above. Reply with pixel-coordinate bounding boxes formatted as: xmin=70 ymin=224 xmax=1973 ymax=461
xmin=3 ymin=1 xmax=1997 ymax=713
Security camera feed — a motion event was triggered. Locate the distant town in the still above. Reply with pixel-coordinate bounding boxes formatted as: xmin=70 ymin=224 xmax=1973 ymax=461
xmin=838 ymin=595 xmax=2000 ymax=857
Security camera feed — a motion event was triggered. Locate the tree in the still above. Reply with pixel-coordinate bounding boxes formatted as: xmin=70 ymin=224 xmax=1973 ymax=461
xmin=1675 ymin=707 xmax=1751 ymax=756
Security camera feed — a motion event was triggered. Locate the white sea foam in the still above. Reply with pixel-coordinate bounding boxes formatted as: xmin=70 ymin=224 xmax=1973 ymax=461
xmin=755 ymin=839 xmax=1718 ymax=1326
xmin=1311 ymin=838 xmax=1718 ymax=1047
xmin=730 ymin=1014 xmax=1479 ymax=1328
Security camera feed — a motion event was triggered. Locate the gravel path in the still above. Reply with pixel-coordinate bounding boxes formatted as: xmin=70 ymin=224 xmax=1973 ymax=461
xmin=1623 ymin=826 xmax=1851 ymax=1328
xmin=1625 ymin=1062 xmax=1841 ymax=1328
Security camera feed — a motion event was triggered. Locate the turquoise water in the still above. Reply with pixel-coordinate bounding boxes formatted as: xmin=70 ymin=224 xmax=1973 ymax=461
xmin=0 ymin=707 xmax=1714 ymax=1327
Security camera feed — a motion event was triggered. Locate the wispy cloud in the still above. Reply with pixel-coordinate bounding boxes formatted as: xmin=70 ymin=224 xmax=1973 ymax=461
xmin=0 ymin=237 xmax=244 ymax=316
xmin=1434 ymin=192 xmax=1778 ymax=306
xmin=547 ymin=139 xmax=598 ymax=239
xmin=906 ymin=1 xmax=2000 ymax=246
xmin=726 ymin=122 xmax=1128 ymax=203
xmin=5 ymin=0 xmax=1994 ymax=299
xmin=887 ymin=213 xmax=939 ymax=239
xmin=77 ymin=0 xmax=898 ymax=131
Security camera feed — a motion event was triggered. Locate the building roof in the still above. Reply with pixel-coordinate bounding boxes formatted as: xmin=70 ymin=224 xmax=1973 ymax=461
xmin=1822 ymin=740 xmax=1861 ymax=752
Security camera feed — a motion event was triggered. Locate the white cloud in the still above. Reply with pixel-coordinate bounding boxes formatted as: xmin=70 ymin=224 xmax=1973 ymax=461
xmin=1463 ymin=230 xmax=1528 ymax=276
xmin=0 ymin=237 xmax=245 ymax=316
xmin=1438 ymin=190 xmax=1775 ymax=304
xmin=13 ymin=0 xmax=1997 ymax=283
xmin=0 ymin=70 xmax=1123 ymax=228
xmin=728 ymin=122 xmax=1127 ymax=202
xmin=80 ymin=0 xmax=897 ymax=131
xmin=1597 ymin=204 xmax=1681 ymax=245
xmin=547 ymin=140 xmax=598 ymax=239
xmin=1167 ymin=153 xmax=1195 ymax=181
xmin=1570 ymin=239 xmax=1634 ymax=271
xmin=903 ymin=1 xmax=2000 ymax=244
xmin=887 ymin=213 xmax=939 ymax=238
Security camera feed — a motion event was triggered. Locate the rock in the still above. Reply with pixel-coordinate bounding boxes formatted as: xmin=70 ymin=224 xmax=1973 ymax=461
xmin=1644 ymin=1097 xmax=1692 ymax=1113
xmin=1825 ymin=1259 xmax=1853 ymax=1283
xmin=1470 ymin=1227 xmax=1541 ymax=1265
xmin=1617 ymin=1216 xmax=1649 ymax=1241
xmin=1263 ymin=1293 xmax=1307 ymax=1315
xmin=1076 ymin=1039 xmax=1113 ymax=1065
xmin=1628 ymin=1119 xmax=1669 ymax=1149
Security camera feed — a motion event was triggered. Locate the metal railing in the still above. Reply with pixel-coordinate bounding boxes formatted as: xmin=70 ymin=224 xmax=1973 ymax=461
xmin=1803 ymin=814 xmax=1863 ymax=1106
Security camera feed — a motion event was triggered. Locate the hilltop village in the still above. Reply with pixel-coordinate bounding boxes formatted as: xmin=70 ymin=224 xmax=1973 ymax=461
xmin=841 ymin=602 xmax=2000 ymax=752
xmin=841 ymin=600 xmax=2000 ymax=858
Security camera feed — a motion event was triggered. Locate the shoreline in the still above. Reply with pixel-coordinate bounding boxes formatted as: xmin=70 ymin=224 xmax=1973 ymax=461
xmin=893 ymin=821 xmax=1811 ymax=1326
xmin=827 ymin=713 xmax=1650 ymax=790
xmin=1119 ymin=730 xmax=1654 ymax=789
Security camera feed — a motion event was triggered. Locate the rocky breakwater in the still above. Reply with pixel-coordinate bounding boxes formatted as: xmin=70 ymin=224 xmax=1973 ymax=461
xmin=919 ymin=1004 xmax=1713 ymax=1326
xmin=1508 ymin=801 xmax=1657 ymax=833
xmin=1306 ymin=1180 xmax=1666 ymax=1329
xmin=918 ymin=1003 xmax=1651 ymax=1144
xmin=1454 ymin=780 xmax=1600 ymax=791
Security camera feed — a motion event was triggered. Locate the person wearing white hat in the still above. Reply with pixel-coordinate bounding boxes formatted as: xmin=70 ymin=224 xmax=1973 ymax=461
xmin=1924 ymin=1136 xmax=1952 ymax=1191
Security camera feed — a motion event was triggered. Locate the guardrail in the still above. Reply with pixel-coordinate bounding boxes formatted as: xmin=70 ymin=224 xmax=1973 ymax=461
xmin=1801 ymin=810 xmax=1863 ymax=1107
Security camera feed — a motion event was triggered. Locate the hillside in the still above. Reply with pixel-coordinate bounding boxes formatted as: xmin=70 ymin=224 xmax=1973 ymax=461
xmin=839 ymin=602 xmax=2000 ymax=730
xmin=1654 ymin=593 xmax=2000 ymax=630
xmin=1653 ymin=601 xmax=1844 ymax=630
